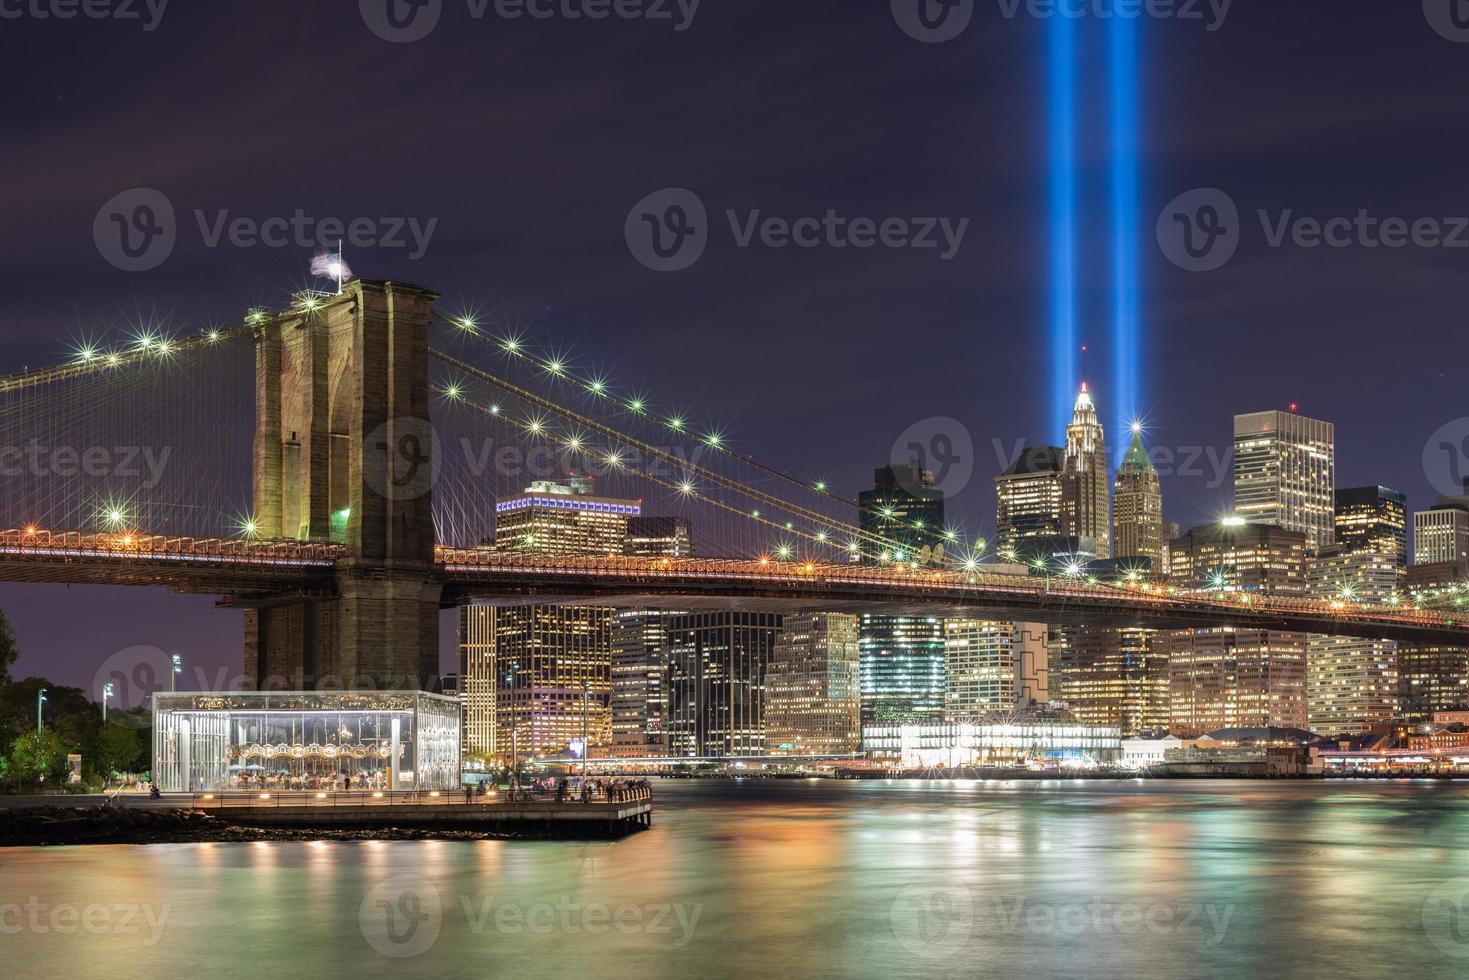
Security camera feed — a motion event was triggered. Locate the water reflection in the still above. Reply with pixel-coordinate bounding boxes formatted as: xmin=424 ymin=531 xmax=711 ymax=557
xmin=4 ymin=779 xmax=1469 ymax=979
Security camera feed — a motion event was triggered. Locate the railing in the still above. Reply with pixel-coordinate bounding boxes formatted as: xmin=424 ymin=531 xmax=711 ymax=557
xmin=0 ymin=529 xmax=343 ymax=566
xmin=184 ymin=786 xmax=652 ymax=808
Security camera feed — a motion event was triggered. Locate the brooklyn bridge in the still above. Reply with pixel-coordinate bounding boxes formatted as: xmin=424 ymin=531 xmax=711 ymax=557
xmin=1 ymin=280 xmax=1463 ymax=691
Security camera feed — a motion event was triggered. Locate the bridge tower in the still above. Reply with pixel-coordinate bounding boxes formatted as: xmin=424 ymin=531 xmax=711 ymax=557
xmin=245 ymin=280 xmax=443 ymax=691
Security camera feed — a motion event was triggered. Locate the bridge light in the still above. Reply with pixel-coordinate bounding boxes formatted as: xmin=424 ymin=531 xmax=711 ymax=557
xmin=76 ymin=346 xmax=97 ymax=362
xmin=880 ymin=507 xmax=896 ymax=519
xmin=457 ymin=316 xmax=477 ymax=331
xmin=564 ymin=435 xmax=584 ymax=452
xmin=546 ymin=360 xmax=565 ymax=376
xmin=588 ymin=379 xmax=607 ymax=396
xmin=24 ymin=525 xmax=37 ymax=535
xmin=704 ymin=433 xmax=724 ymax=448
xmin=668 ymin=416 xmax=686 ymax=432
xmin=963 ymin=558 xmax=979 ymax=572
xmin=814 ymin=481 xmax=828 ymax=493
xmin=443 ymin=383 xmax=462 ymax=400
xmin=784 ymin=522 xmax=794 ymax=531
xmin=603 ymin=451 xmax=625 ymax=468
xmin=750 ymin=509 xmax=761 ymax=519
xmin=239 ymin=518 xmax=260 ymax=538
xmin=106 ymin=352 xmax=121 ymax=366
xmin=501 ymin=337 xmax=522 ymax=353
xmin=815 ymin=532 xmax=828 ymax=543
xmin=489 ymin=404 xmax=501 ymax=415
xmin=628 ymin=398 xmax=646 ymax=413
xmin=943 ymin=529 xmax=958 ymax=542
xmin=245 ymin=308 xmax=267 ymax=325
xmin=776 ymin=544 xmax=793 ymax=560
xmin=104 ymin=508 xmax=126 ymax=528
xmin=206 ymin=330 xmax=221 ymax=343
xmin=677 ymin=480 xmax=696 ymax=496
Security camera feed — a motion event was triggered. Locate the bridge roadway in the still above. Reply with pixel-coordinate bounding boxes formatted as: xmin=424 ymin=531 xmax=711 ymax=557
xmin=1 ymin=529 xmax=1464 ymax=645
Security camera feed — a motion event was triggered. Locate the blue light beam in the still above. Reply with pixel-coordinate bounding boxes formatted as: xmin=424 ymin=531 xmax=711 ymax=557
xmin=1049 ymin=14 xmax=1078 ymax=440
xmin=1110 ymin=13 xmax=1141 ymax=444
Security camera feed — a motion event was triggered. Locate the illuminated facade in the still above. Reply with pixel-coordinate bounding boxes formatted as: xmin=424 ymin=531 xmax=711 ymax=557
xmin=493 ymin=605 xmax=613 ymax=756
xmin=1304 ymin=547 xmax=1400 ymax=735
xmin=765 ymin=613 xmax=861 ymax=757
xmin=492 ymin=480 xmax=640 ymax=557
xmin=1112 ymin=427 xmax=1163 ymax=569
xmin=1062 ymin=383 xmax=1111 ymax=558
xmin=458 ymin=605 xmax=496 ymax=760
xmin=152 ymin=691 xmax=461 ymax=793
xmin=1413 ymin=498 xmax=1469 ymax=566
xmin=1335 ymin=486 xmax=1407 ymax=567
xmin=1163 ymin=522 xmax=1310 ymax=736
xmin=667 ymin=611 xmax=782 ymax=757
xmin=943 ymin=620 xmax=1016 ymax=720
xmin=995 ymin=446 xmax=1066 ymax=555
xmin=610 ymin=609 xmax=676 ymax=756
xmin=862 ymin=718 xmax=1121 ymax=767
xmin=1051 ymin=626 xmax=1168 ymax=736
xmin=1233 ymin=409 xmax=1336 ymax=553
xmin=624 ymin=516 xmax=694 ymax=558
xmin=1398 ymin=562 xmax=1469 ymax=723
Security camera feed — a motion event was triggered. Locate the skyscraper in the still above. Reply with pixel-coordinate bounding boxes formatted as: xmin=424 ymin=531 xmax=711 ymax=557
xmin=858 ymin=464 xmax=947 ymax=725
xmin=765 ymin=613 xmax=861 ymax=757
xmin=943 ymin=620 xmax=1017 ymax=720
xmin=1051 ymin=626 xmax=1169 ymax=736
xmin=492 ymin=480 xmax=640 ymax=557
xmin=1233 ymin=409 xmax=1336 ymax=553
xmin=667 ymin=611 xmax=782 ymax=757
xmin=1112 ymin=424 xmax=1163 ymax=569
xmin=624 ymin=516 xmax=694 ymax=558
xmin=995 ymin=446 xmax=1066 ymax=556
xmin=610 ymin=609 xmax=676 ymax=757
xmin=1413 ymin=496 xmax=1469 ymax=567
xmin=1398 ymin=561 xmax=1469 ymax=723
xmin=1335 ymin=486 xmax=1407 ymax=567
xmin=1062 ymin=383 xmax=1110 ymax=558
xmin=458 ymin=605 xmax=496 ymax=760
xmin=1305 ymin=547 xmax=1400 ymax=735
xmin=1161 ymin=522 xmax=1310 ymax=735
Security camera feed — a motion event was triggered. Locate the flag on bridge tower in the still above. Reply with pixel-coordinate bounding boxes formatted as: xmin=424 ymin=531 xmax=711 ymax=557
xmin=310 ymin=241 xmax=349 ymax=295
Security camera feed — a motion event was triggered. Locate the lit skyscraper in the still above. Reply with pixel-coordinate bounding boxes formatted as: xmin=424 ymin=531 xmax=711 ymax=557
xmin=1233 ymin=409 xmax=1335 ymax=553
xmin=1413 ymin=496 xmax=1469 ymax=567
xmin=610 ymin=609 xmax=677 ymax=757
xmin=943 ymin=620 xmax=1017 ymax=720
xmin=667 ymin=611 xmax=782 ymax=757
xmin=492 ymin=480 xmax=640 ymax=556
xmin=858 ymin=464 xmax=947 ymax=725
xmin=1399 ymin=562 xmax=1469 ymax=723
xmin=1051 ymin=626 xmax=1168 ymax=736
xmin=995 ymin=446 xmax=1066 ymax=556
xmin=1305 ymin=547 xmax=1400 ymax=735
xmin=1062 ymin=383 xmax=1110 ymax=558
xmin=624 ymin=516 xmax=694 ymax=558
xmin=766 ymin=613 xmax=861 ymax=757
xmin=1335 ymin=486 xmax=1407 ymax=567
xmin=1112 ymin=425 xmax=1163 ymax=569
xmin=458 ymin=604 xmax=496 ymax=760
xmin=1161 ymin=522 xmax=1309 ymax=736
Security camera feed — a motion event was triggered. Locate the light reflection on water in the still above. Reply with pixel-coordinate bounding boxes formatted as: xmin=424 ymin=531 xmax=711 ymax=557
xmin=4 ymin=779 xmax=1469 ymax=980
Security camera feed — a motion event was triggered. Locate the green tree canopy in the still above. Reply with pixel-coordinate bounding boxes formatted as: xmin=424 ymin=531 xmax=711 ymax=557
xmin=0 ymin=608 xmax=17 ymax=683
xmin=9 ymin=729 xmax=71 ymax=788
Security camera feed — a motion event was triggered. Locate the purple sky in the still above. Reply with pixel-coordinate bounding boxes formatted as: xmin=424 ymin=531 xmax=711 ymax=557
xmin=3 ymin=2 xmax=1468 ymax=692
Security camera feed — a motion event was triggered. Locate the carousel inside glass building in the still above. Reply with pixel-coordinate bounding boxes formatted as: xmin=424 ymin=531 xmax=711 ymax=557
xmin=151 ymin=691 xmax=461 ymax=793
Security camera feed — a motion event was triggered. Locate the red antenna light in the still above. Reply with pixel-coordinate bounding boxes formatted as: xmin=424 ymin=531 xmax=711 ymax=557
xmin=1289 ymin=403 xmax=1299 ymax=413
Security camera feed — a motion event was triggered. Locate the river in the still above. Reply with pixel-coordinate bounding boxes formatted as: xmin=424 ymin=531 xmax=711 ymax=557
xmin=4 ymin=779 xmax=1469 ymax=979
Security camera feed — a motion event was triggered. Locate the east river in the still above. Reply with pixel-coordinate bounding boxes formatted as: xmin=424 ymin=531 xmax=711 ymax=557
xmin=4 ymin=779 xmax=1469 ymax=979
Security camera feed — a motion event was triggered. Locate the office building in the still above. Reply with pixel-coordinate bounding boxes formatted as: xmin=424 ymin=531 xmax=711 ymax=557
xmin=944 ymin=620 xmax=1016 ymax=720
xmin=1233 ymin=409 xmax=1335 ymax=552
xmin=458 ymin=605 xmax=496 ymax=760
xmin=624 ymin=516 xmax=694 ymax=558
xmin=1161 ymin=521 xmax=1309 ymax=735
xmin=1062 ymin=383 xmax=1111 ymax=558
xmin=765 ymin=613 xmax=862 ymax=757
xmin=667 ymin=611 xmax=782 ymax=757
xmin=492 ymin=480 xmax=640 ymax=556
xmin=1112 ymin=425 xmax=1164 ymax=570
xmin=995 ymin=446 xmax=1066 ymax=555
xmin=609 ymin=609 xmax=677 ymax=757
xmin=1305 ymin=547 xmax=1400 ymax=735
xmin=1414 ymin=497 xmax=1469 ymax=567
xmin=1335 ymin=486 xmax=1407 ymax=566
xmin=1399 ymin=562 xmax=1469 ymax=723
xmin=1051 ymin=626 xmax=1169 ymax=736
xmin=857 ymin=462 xmax=946 ymax=564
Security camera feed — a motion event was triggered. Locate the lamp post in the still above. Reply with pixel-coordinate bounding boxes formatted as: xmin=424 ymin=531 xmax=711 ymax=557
xmin=102 ymin=682 xmax=114 ymax=724
xmin=170 ymin=654 xmax=182 ymax=693
xmin=37 ymin=689 xmax=47 ymax=731
xmin=507 ymin=664 xmax=519 ymax=801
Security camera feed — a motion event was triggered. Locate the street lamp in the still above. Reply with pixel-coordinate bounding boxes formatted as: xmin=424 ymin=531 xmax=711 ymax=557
xmin=37 ymin=689 xmax=47 ymax=731
xmin=102 ymin=682 xmax=114 ymax=724
xmin=170 ymin=654 xmax=182 ymax=693
xmin=507 ymin=663 xmax=519 ymax=801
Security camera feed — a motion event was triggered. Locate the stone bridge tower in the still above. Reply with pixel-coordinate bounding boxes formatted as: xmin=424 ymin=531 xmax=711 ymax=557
xmin=245 ymin=280 xmax=442 ymax=691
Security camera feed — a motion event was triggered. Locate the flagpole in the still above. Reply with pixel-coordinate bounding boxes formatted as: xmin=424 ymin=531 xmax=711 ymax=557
xmin=337 ymin=238 xmax=344 ymax=295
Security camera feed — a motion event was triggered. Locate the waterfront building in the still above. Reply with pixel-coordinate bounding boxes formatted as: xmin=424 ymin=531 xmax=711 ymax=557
xmin=765 ymin=613 xmax=862 ymax=757
xmin=861 ymin=713 xmax=1121 ymax=768
xmin=667 ymin=611 xmax=782 ymax=757
xmin=1061 ymin=383 xmax=1111 ymax=558
xmin=943 ymin=620 xmax=1016 ymax=720
xmin=610 ymin=609 xmax=677 ymax=757
xmin=1233 ymin=409 xmax=1335 ymax=553
xmin=1335 ymin=486 xmax=1407 ymax=567
xmin=152 ymin=691 xmax=461 ymax=792
xmin=1112 ymin=425 xmax=1164 ymax=570
xmin=858 ymin=464 xmax=948 ymax=724
xmin=1304 ymin=547 xmax=1400 ymax=735
xmin=1162 ymin=521 xmax=1309 ymax=735
xmin=1050 ymin=626 xmax=1168 ymax=736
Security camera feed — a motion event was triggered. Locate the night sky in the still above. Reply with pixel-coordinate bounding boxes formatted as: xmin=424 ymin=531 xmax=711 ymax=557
xmin=3 ymin=2 xmax=1466 ymax=695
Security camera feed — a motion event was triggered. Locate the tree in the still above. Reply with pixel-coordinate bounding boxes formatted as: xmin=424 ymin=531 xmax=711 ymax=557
xmin=85 ymin=723 xmax=144 ymax=780
xmin=9 ymin=729 xmax=71 ymax=789
xmin=0 ymin=609 xmax=17 ymax=684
